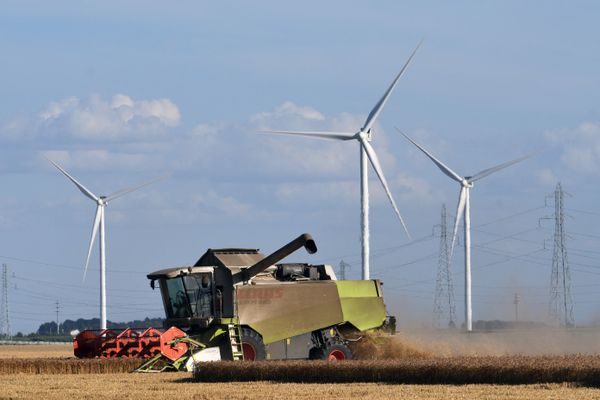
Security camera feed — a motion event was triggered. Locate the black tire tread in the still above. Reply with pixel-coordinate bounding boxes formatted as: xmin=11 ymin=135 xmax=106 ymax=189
xmin=240 ymin=327 xmax=267 ymax=361
xmin=310 ymin=342 xmax=353 ymax=360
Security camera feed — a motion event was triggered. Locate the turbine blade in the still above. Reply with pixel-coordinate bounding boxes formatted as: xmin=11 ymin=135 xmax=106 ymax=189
xmin=105 ymin=175 xmax=169 ymax=202
xmin=449 ymin=187 xmax=467 ymax=261
xmin=397 ymin=128 xmax=463 ymax=183
xmin=359 ymin=138 xmax=411 ymax=239
xmin=46 ymin=158 xmax=99 ymax=202
xmin=259 ymin=130 xmax=355 ymax=141
xmin=83 ymin=205 xmax=102 ymax=281
xmin=362 ymin=40 xmax=422 ymax=132
xmin=468 ymin=154 xmax=532 ymax=183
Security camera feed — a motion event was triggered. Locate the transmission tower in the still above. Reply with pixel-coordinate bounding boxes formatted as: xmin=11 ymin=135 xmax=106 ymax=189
xmin=549 ymin=182 xmax=574 ymax=327
xmin=0 ymin=264 xmax=10 ymax=339
xmin=55 ymin=300 xmax=60 ymax=335
xmin=433 ymin=204 xmax=456 ymax=328
xmin=338 ymin=260 xmax=351 ymax=280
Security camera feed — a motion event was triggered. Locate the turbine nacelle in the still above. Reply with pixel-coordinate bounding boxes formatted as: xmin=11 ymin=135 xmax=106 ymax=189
xmin=357 ymin=130 xmax=372 ymax=142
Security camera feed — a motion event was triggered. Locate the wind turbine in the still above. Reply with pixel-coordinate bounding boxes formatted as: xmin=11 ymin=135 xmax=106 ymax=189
xmin=48 ymin=159 xmax=163 ymax=330
xmin=398 ymin=130 xmax=530 ymax=331
xmin=263 ymin=42 xmax=421 ymax=280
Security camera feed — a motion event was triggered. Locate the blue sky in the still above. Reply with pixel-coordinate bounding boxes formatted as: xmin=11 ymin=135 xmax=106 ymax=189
xmin=2 ymin=1 xmax=600 ymax=333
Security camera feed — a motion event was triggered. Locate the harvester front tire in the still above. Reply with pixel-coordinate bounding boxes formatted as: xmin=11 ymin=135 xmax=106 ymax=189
xmin=240 ymin=327 xmax=266 ymax=361
xmin=310 ymin=343 xmax=352 ymax=361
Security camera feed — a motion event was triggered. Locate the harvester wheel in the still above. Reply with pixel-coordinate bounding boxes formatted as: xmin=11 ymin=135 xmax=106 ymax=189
xmin=310 ymin=343 xmax=352 ymax=361
xmin=240 ymin=327 xmax=266 ymax=361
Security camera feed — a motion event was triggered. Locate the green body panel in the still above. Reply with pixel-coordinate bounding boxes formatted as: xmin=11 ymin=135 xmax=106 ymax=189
xmin=236 ymin=279 xmax=387 ymax=344
xmin=237 ymin=281 xmax=344 ymax=344
xmin=335 ymin=280 xmax=387 ymax=331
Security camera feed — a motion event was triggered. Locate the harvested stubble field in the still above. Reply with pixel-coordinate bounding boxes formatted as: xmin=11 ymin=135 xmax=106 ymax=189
xmin=0 ymin=343 xmax=72 ymax=358
xmin=1 ymin=374 xmax=599 ymax=400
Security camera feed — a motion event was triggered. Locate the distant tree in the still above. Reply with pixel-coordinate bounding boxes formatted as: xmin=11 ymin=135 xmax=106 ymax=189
xmin=37 ymin=317 xmax=164 ymax=335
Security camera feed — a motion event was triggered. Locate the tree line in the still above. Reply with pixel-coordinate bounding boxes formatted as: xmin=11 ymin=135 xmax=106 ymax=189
xmin=36 ymin=317 xmax=165 ymax=336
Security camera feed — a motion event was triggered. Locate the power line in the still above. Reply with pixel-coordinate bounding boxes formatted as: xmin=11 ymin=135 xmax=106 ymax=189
xmin=0 ymin=254 xmax=148 ymax=275
xmin=566 ymin=208 xmax=600 ymax=217
xmin=12 ymin=275 xmax=150 ymax=294
xmin=475 ymin=205 xmax=547 ymax=228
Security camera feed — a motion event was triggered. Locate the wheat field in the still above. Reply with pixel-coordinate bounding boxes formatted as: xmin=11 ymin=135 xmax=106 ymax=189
xmin=3 ymin=338 xmax=600 ymax=399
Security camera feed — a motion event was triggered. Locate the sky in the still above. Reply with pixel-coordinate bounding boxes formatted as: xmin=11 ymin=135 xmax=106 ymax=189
xmin=2 ymin=1 xmax=600 ymax=334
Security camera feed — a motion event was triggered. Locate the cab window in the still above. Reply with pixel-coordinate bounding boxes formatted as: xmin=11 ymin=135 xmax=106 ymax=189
xmin=183 ymin=273 xmax=213 ymax=319
xmin=164 ymin=277 xmax=190 ymax=318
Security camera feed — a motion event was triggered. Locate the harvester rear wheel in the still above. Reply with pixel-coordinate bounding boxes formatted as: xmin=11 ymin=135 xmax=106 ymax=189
xmin=310 ymin=343 xmax=352 ymax=361
xmin=240 ymin=327 xmax=266 ymax=361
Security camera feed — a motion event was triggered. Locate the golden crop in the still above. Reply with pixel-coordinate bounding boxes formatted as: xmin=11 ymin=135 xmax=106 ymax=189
xmin=0 ymin=357 xmax=140 ymax=374
xmin=193 ymin=356 xmax=600 ymax=385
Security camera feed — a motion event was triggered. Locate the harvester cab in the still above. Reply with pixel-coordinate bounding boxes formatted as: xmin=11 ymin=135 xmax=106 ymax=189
xmin=150 ymin=267 xmax=217 ymax=325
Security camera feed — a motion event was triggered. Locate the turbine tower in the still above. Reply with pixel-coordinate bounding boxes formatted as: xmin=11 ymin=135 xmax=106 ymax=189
xmin=399 ymin=131 xmax=529 ymax=331
xmin=48 ymin=159 xmax=163 ymax=330
xmin=263 ymin=42 xmax=421 ymax=280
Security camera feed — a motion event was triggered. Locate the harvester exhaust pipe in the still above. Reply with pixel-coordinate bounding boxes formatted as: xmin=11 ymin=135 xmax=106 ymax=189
xmin=236 ymin=233 xmax=317 ymax=283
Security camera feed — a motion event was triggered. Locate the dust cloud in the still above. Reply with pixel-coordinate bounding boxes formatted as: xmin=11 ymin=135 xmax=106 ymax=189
xmin=393 ymin=328 xmax=600 ymax=356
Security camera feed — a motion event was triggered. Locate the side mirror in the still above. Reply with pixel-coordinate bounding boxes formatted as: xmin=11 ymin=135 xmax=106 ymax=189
xmin=150 ymin=280 xmax=155 ymax=290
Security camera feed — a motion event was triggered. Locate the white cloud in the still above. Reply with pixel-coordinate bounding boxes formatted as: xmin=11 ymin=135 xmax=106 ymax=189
xmin=274 ymin=173 xmax=437 ymax=210
xmin=40 ymin=149 xmax=153 ymax=171
xmin=191 ymin=191 xmax=251 ymax=216
xmin=39 ymin=97 xmax=80 ymax=121
xmin=536 ymin=168 xmax=558 ymax=187
xmin=250 ymin=101 xmax=325 ymax=129
xmin=21 ymin=99 xmax=401 ymax=179
xmin=368 ymin=172 xmax=438 ymax=206
xmin=545 ymin=121 xmax=600 ymax=174
xmin=6 ymin=94 xmax=181 ymax=141
xmin=393 ymin=172 xmax=438 ymax=204
xmin=188 ymin=123 xmax=221 ymax=145
xmin=151 ymin=190 xmax=256 ymax=225
xmin=275 ymin=180 xmax=358 ymax=205
xmin=16 ymin=99 xmax=435 ymax=223
xmin=249 ymin=101 xmax=398 ymax=178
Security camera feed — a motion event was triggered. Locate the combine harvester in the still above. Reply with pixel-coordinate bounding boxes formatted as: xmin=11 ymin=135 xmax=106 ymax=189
xmin=73 ymin=234 xmax=395 ymax=371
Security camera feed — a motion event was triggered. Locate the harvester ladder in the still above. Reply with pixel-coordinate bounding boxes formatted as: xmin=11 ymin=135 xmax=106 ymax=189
xmin=227 ymin=287 xmax=244 ymax=361
xmin=227 ymin=323 xmax=244 ymax=361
